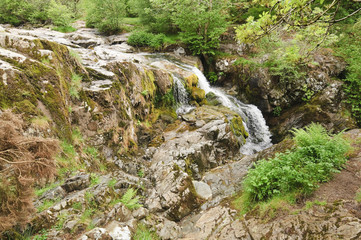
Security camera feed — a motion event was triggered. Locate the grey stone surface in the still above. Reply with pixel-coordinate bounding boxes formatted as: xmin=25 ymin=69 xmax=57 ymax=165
xmin=62 ymin=173 xmax=91 ymax=192
xmin=192 ymin=181 xmax=212 ymax=200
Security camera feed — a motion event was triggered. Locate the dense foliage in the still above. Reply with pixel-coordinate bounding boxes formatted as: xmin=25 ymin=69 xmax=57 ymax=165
xmin=243 ymin=124 xmax=350 ymax=203
xmin=127 ymin=30 xmax=165 ymax=49
xmin=84 ymin=0 xmax=127 ymax=34
xmin=334 ymin=19 xmax=361 ymax=125
xmin=0 ymin=0 xmax=73 ymax=29
xmin=126 ymin=0 xmax=230 ymax=55
xmin=235 ymin=0 xmax=361 ymax=45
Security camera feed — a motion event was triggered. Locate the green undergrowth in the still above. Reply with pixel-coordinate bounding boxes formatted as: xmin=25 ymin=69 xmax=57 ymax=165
xmin=127 ymin=30 xmax=166 ymax=49
xmin=133 ymin=223 xmax=159 ymax=240
xmin=35 ymin=181 xmax=64 ymax=197
xmin=127 ymin=30 xmax=181 ymax=50
xmin=110 ymin=188 xmax=142 ymax=210
xmin=37 ymin=199 xmax=58 ymax=213
xmin=235 ymin=123 xmax=350 ymax=214
xmin=333 ymin=21 xmax=361 ymax=126
xmin=56 ymin=129 xmax=105 ymax=179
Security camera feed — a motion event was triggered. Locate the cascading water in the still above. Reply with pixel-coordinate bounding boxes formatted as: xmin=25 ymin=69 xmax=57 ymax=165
xmin=145 ymin=54 xmax=272 ymax=154
xmin=172 ymin=75 xmax=195 ymax=115
xmin=191 ymin=67 xmax=272 ymax=155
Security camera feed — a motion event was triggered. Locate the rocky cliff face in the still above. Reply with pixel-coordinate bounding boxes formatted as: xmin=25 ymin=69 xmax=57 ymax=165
xmin=1 ymin=24 xmax=360 ymax=240
xmin=0 ymin=24 xmax=249 ymax=239
xmin=213 ymin=47 xmax=356 ymax=142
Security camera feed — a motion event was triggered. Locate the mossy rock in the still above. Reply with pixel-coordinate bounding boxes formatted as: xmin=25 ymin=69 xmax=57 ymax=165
xmin=191 ymin=87 xmax=205 ymax=103
xmin=152 ymin=108 xmax=177 ymax=123
xmin=206 ymin=92 xmax=222 ymax=106
xmin=230 ymin=116 xmax=249 ymax=138
xmin=143 ymin=69 xmax=157 ymax=97
xmin=185 ymin=74 xmax=199 ymax=89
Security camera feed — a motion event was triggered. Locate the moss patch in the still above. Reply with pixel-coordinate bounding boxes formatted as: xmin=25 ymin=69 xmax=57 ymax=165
xmin=230 ymin=116 xmax=249 ymax=138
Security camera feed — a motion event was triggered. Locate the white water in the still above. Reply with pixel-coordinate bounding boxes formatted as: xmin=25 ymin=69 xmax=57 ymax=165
xmin=191 ymin=67 xmax=272 ymax=155
xmin=172 ymin=75 xmax=195 ymax=115
xmin=144 ymin=54 xmax=272 ymax=154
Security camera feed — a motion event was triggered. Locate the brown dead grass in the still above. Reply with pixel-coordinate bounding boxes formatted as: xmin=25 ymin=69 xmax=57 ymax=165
xmin=0 ymin=110 xmax=59 ymax=236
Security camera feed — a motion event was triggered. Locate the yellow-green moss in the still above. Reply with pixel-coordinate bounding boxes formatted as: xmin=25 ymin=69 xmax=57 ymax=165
xmin=185 ymin=74 xmax=199 ymax=89
xmin=15 ymin=99 xmax=39 ymax=115
xmin=191 ymin=87 xmax=205 ymax=103
xmin=231 ymin=116 xmax=249 ymax=138
xmin=143 ymin=69 xmax=157 ymax=97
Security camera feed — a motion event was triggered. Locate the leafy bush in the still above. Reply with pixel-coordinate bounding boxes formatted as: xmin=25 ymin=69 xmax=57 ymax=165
xmin=85 ymin=0 xmax=126 ymax=34
xmin=0 ymin=0 xmax=42 ymax=25
xmin=264 ymin=45 xmax=306 ymax=85
xmin=47 ymin=0 xmax=72 ymax=27
xmin=0 ymin=0 xmax=74 ymax=28
xmin=243 ymin=124 xmax=350 ymax=203
xmin=174 ymin=1 xmax=228 ymax=55
xmin=127 ymin=31 xmax=165 ymax=49
xmin=333 ymin=20 xmax=361 ymax=125
xmin=128 ymin=0 xmax=177 ymax=34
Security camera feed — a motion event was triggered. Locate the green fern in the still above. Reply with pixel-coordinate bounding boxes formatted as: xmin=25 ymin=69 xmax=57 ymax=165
xmin=120 ymin=188 xmax=142 ymax=210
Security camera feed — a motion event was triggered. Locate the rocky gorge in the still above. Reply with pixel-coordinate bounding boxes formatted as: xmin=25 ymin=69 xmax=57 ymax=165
xmin=1 ymin=22 xmax=361 ymax=240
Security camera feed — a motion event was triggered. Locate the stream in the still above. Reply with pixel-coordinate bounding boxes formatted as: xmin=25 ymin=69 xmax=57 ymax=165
xmin=146 ymin=54 xmax=272 ymax=155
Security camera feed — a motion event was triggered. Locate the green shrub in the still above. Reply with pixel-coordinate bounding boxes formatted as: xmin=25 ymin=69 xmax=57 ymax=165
xmin=243 ymin=123 xmax=350 ymax=203
xmin=264 ymin=45 xmax=306 ymax=85
xmin=85 ymin=0 xmax=126 ymax=34
xmin=272 ymin=106 xmax=282 ymax=117
xmin=127 ymin=31 xmax=165 ymax=49
xmin=333 ymin=20 xmax=361 ymax=125
xmin=47 ymin=0 xmax=72 ymax=27
xmin=0 ymin=0 xmax=74 ymax=28
xmin=0 ymin=0 xmax=41 ymax=25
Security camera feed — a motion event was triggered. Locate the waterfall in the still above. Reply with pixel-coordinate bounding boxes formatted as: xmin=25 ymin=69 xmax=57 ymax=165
xmin=146 ymin=54 xmax=272 ymax=154
xmin=191 ymin=67 xmax=272 ymax=155
xmin=172 ymin=75 xmax=194 ymax=115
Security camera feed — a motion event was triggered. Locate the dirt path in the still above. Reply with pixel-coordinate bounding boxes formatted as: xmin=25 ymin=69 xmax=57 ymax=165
xmin=311 ymin=129 xmax=361 ymax=202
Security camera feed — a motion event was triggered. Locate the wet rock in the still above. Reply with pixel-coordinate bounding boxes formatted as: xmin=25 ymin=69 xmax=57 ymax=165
xmin=242 ymin=201 xmax=361 ymax=239
xmin=107 ymin=33 xmax=130 ymax=45
xmin=62 ymin=173 xmax=91 ymax=192
xmin=215 ymin=219 xmax=252 ymax=240
xmin=64 ymin=220 xmax=78 ymax=233
xmin=269 ymin=81 xmax=357 ymax=141
xmin=153 ymin=69 xmax=173 ymax=94
xmin=215 ymin=59 xmax=236 ymax=72
xmin=66 ymin=29 xmax=105 ymax=46
xmin=105 ymin=203 xmax=132 ymax=223
xmin=206 ymin=92 xmax=222 ymax=106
